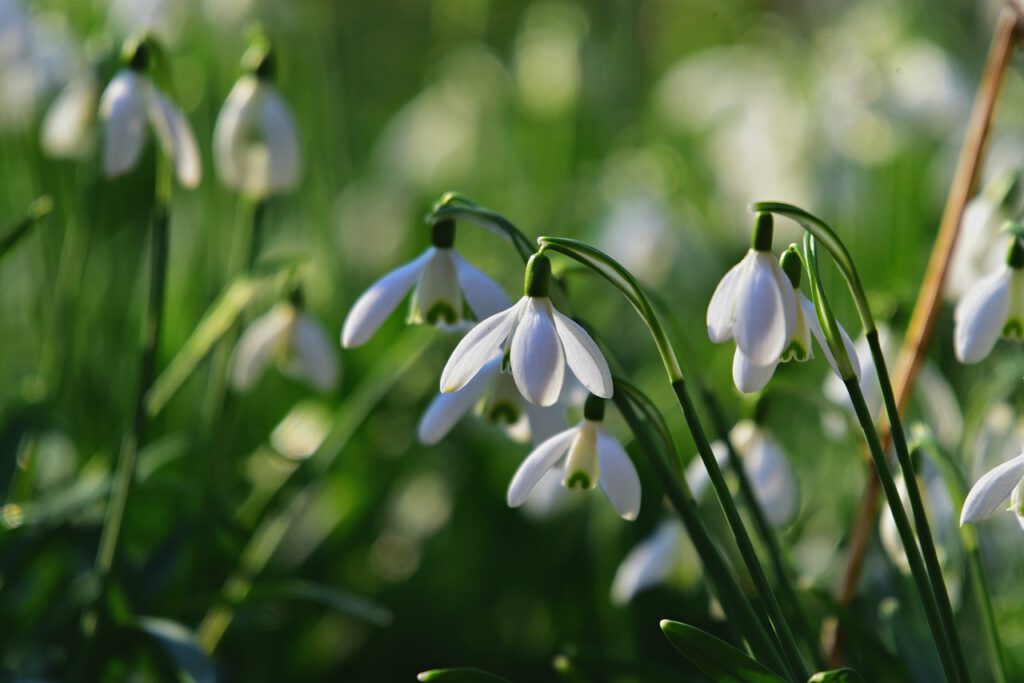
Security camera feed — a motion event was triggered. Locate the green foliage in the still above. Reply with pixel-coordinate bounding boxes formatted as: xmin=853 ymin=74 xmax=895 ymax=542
xmin=660 ymin=619 xmax=789 ymax=683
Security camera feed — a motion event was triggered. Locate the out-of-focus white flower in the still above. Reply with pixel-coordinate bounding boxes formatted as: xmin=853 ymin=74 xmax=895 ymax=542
xmin=953 ymin=240 xmax=1024 ymax=364
xmin=824 ymin=326 xmax=963 ymax=448
xmin=99 ymin=57 xmax=201 ymax=187
xmin=946 ymin=174 xmax=1021 ymax=300
xmin=507 ymin=395 xmax=640 ymax=520
xmin=961 ymin=452 xmax=1024 ymax=529
xmin=439 ymin=254 xmax=612 ymax=407
xmin=597 ymin=193 xmax=678 ymax=287
xmin=230 ymin=301 xmax=339 ymax=393
xmin=106 ymin=0 xmax=188 ymax=47
xmin=341 ymin=222 xmax=510 ymax=348
xmin=513 ymin=1 xmax=585 ymax=119
xmin=611 ymin=419 xmax=797 ymax=603
xmin=214 ymin=71 xmax=300 ymax=198
xmin=41 ymin=71 xmax=98 ymax=159
xmin=879 ymin=460 xmax=960 ymax=575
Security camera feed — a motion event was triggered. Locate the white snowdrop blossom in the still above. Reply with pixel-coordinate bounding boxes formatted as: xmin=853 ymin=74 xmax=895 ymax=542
xmin=214 ymin=69 xmax=300 ymax=198
xmin=961 ymin=451 xmax=1024 ymax=529
xmin=417 ymin=354 xmax=568 ymax=447
xmin=507 ymin=396 xmax=640 ymax=520
xmin=946 ymin=172 xmax=1021 ymax=300
xmin=953 ymin=237 xmax=1024 ymax=364
xmin=711 ymin=234 xmax=860 ymax=393
xmin=99 ymin=51 xmax=200 ymax=188
xmin=611 ymin=419 xmax=797 ymax=602
xmin=41 ymin=71 xmax=98 ymax=160
xmin=880 ymin=461 xmax=960 ymax=576
xmin=341 ymin=220 xmax=511 ymax=348
xmin=230 ymin=301 xmax=339 ymax=393
xmin=438 ymin=253 xmax=612 ymax=407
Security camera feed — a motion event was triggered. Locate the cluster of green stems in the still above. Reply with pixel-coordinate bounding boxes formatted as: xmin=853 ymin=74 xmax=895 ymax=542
xmin=430 ymin=193 xmax=986 ymax=682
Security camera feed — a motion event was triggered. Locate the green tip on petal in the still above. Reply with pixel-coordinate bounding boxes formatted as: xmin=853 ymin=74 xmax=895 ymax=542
xmin=486 ymin=402 xmax=520 ymax=425
xmin=424 ymin=302 xmax=459 ymax=325
xmin=1002 ymin=318 xmax=1024 ymax=339
xmin=565 ymin=471 xmax=591 ymax=490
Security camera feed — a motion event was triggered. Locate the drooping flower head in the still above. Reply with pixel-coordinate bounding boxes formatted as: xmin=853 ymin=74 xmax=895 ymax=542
xmin=213 ymin=36 xmax=301 ymax=199
xmin=230 ymin=291 xmax=339 ymax=393
xmin=439 ymin=252 xmax=613 ymax=406
xmin=41 ymin=70 xmax=98 ymax=160
xmin=954 ymin=232 xmax=1024 ymax=364
xmin=709 ymin=218 xmax=860 ymax=393
xmin=98 ymin=36 xmax=200 ymax=187
xmin=341 ymin=219 xmax=512 ymax=348
xmin=507 ymin=394 xmax=640 ymax=520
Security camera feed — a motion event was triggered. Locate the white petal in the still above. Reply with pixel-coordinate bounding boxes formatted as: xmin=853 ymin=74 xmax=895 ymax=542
xmin=597 ymin=432 xmax=641 ymax=520
xmin=288 ymin=313 xmax=339 ymax=392
xmin=99 ymin=70 xmax=148 ymax=178
xmin=341 ymin=250 xmax=432 ymax=347
xmin=732 ymin=348 xmax=778 ymax=393
xmin=228 ymin=305 xmax=293 ymax=392
xmin=954 ymin=266 xmax=1012 ymax=364
xmin=707 ymin=257 xmax=745 ymax=343
xmin=734 ymin=251 xmax=791 ymax=366
xmin=520 ymin=466 xmax=573 ymax=519
xmin=507 ymin=426 xmax=579 ymax=507
xmin=146 ymin=86 xmax=201 ymax=188
xmin=1011 ymin=480 xmax=1024 ymax=531
xmin=961 ymin=453 xmax=1024 ymax=525
xmin=212 ymin=75 xmax=257 ymax=190
xmin=41 ymin=74 xmax=97 ymax=160
xmin=440 ymin=300 xmax=522 ymax=393
xmin=511 ymin=298 xmax=565 ymax=406
xmin=553 ymin=310 xmax=613 ymax=398
xmin=610 ymin=520 xmax=684 ymax=604
xmin=258 ymin=83 xmax=301 ymax=193
xmin=744 ymin=429 xmax=798 ymax=527
xmin=769 ymin=257 xmax=798 ymax=343
xmin=801 ymin=293 xmax=862 ymax=380
xmin=417 ymin=358 xmax=498 ymax=445
xmin=411 ymin=248 xmax=462 ymax=325
xmin=452 ymin=251 xmax=512 ymax=320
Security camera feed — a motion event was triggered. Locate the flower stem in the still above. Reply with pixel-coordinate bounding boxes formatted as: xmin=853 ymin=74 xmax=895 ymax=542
xmin=0 ymin=195 xmax=53 ymax=260
xmin=85 ymin=159 xmax=173 ymax=636
xmin=612 ymin=385 xmax=788 ymax=676
xmin=922 ymin=436 xmax=1008 ymax=683
xmin=533 ymin=237 xmax=806 ymax=679
xmin=802 ymin=234 xmax=960 ymax=681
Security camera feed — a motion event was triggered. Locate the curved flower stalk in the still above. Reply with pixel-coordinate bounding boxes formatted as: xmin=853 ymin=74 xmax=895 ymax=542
xmin=960 ymin=451 xmax=1024 ymax=529
xmin=439 ymin=253 xmax=612 ymax=407
xmin=612 ymin=420 xmax=798 ymax=603
xmin=801 ymin=230 xmax=970 ymax=682
xmin=229 ymin=298 xmax=339 ymax=393
xmin=98 ymin=37 xmax=200 ymax=187
xmin=213 ymin=36 xmax=300 ymax=199
xmin=711 ymin=235 xmax=861 ymax=392
xmin=507 ymin=395 xmax=640 ymax=520
xmin=946 ymin=170 xmax=1022 ymax=300
xmin=953 ymin=234 xmax=1024 ymax=364
xmin=41 ymin=70 xmax=98 ymax=160
xmin=341 ymin=219 xmax=511 ymax=348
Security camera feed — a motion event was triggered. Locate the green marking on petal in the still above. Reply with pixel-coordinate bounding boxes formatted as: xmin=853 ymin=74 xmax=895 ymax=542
xmin=486 ymin=402 xmax=521 ymax=425
xmin=425 ymin=302 xmax=459 ymax=325
xmin=1002 ymin=318 xmax=1024 ymax=339
xmin=780 ymin=340 xmax=809 ymax=363
xmin=564 ymin=471 xmax=591 ymax=490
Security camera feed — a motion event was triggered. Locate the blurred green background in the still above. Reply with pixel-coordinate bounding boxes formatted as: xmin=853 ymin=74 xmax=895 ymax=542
xmin=3 ymin=0 xmax=1024 ymax=680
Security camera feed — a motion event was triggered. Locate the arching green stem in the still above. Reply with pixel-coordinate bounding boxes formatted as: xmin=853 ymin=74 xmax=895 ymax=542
xmin=538 ymin=237 xmax=807 ymax=680
xmin=429 ymin=193 xmax=536 ymax=262
xmin=803 ymin=234 xmax=962 ymax=682
xmin=612 ymin=382 xmax=788 ymax=676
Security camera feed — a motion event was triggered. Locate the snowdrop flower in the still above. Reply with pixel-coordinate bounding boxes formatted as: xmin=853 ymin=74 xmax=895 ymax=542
xmin=507 ymin=395 xmax=640 ymax=519
xmin=213 ymin=42 xmax=300 ymax=199
xmin=961 ymin=451 xmax=1024 ymax=529
xmin=230 ymin=299 xmax=339 ymax=393
xmin=611 ymin=419 xmax=796 ymax=602
xmin=713 ymin=238 xmax=860 ymax=393
xmin=41 ymin=71 xmax=98 ymax=160
xmin=953 ymin=235 xmax=1024 ymax=364
xmin=946 ymin=171 xmax=1021 ymax=300
xmin=341 ymin=219 xmax=511 ymax=348
xmin=880 ymin=460 xmax=960 ymax=575
xmin=417 ymin=353 xmax=567 ymax=446
xmin=707 ymin=214 xmax=796 ymax=369
xmin=98 ymin=39 xmax=200 ymax=188
xmin=439 ymin=253 xmax=612 ymax=406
